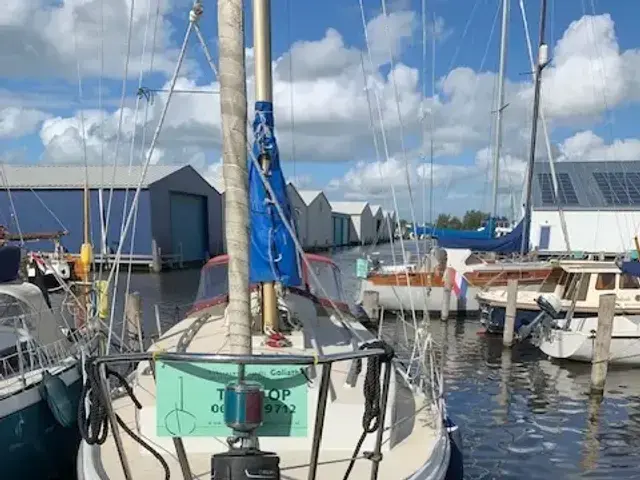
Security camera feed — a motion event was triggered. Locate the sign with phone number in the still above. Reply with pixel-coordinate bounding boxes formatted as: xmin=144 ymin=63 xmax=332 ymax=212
xmin=155 ymin=360 xmax=308 ymax=437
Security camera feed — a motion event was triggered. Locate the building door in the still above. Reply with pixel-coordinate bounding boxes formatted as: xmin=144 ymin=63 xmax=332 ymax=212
xmin=170 ymin=193 xmax=208 ymax=262
xmin=539 ymin=225 xmax=551 ymax=250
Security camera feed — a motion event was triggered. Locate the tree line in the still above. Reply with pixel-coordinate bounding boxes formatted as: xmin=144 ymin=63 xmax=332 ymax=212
xmin=435 ymin=210 xmax=508 ymax=230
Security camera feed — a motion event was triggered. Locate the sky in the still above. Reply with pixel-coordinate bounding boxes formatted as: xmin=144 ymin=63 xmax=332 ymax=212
xmin=1 ymin=0 xmax=640 ymax=222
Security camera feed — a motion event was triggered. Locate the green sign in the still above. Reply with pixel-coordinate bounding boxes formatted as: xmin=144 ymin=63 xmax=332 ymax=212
xmin=356 ymin=258 xmax=369 ymax=279
xmin=155 ymin=361 xmax=308 ymax=438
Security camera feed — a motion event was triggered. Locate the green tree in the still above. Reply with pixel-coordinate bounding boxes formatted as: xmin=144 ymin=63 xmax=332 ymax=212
xmin=462 ymin=210 xmax=489 ymax=230
xmin=448 ymin=216 xmax=463 ymax=229
xmin=436 ymin=214 xmax=451 ymax=228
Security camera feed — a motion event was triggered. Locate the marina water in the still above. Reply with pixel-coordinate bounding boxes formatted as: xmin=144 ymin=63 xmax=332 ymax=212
xmin=117 ymin=244 xmax=640 ymax=480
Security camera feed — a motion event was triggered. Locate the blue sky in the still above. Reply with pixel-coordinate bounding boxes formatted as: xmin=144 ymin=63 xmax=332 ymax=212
xmin=1 ymin=0 xmax=640 ymax=220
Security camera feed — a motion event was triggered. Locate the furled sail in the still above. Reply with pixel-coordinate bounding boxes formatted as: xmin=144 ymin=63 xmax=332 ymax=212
xmin=248 ymin=101 xmax=301 ymax=286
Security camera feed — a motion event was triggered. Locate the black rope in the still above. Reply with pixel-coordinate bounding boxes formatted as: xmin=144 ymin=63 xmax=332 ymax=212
xmin=78 ymin=358 xmax=171 ymax=480
xmin=342 ymin=340 xmax=394 ymax=480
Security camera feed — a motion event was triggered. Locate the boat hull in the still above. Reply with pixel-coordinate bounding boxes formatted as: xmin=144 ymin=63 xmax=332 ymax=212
xmin=0 ymin=364 xmax=82 ymax=479
xmin=539 ymin=316 xmax=640 ymax=366
xmin=359 ymin=280 xmax=541 ymax=315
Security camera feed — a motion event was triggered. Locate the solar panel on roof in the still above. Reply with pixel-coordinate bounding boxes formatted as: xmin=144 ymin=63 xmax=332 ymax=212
xmin=537 ymin=173 xmax=580 ymax=206
xmin=593 ymin=172 xmax=640 ymax=206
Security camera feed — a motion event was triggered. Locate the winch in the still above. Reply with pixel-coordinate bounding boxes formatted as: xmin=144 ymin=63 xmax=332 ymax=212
xmin=211 ymin=367 xmax=281 ymax=480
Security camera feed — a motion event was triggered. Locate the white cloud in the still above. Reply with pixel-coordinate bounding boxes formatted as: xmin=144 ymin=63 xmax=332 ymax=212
xmin=537 ymin=14 xmax=640 ymax=120
xmin=3 ymin=6 xmax=640 ymax=220
xmin=0 ymin=107 xmax=50 ymax=138
xmin=0 ymin=0 xmax=187 ymax=79
xmin=558 ymin=130 xmax=640 ymax=161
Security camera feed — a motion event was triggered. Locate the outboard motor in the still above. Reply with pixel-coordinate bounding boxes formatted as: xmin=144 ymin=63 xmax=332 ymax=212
xmin=211 ymin=379 xmax=280 ymax=480
xmin=518 ymin=293 xmax=563 ymax=341
xmin=536 ymin=293 xmax=562 ymax=318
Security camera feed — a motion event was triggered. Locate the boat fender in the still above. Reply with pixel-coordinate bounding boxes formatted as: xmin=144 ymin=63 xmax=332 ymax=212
xmin=445 ymin=416 xmax=464 ymax=480
xmin=39 ymin=371 xmax=76 ymax=428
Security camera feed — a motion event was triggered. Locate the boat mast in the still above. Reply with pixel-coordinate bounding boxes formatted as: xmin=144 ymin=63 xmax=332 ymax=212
xmin=78 ymin=175 xmax=92 ymax=328
xmin=491 ymin=0 xmax=509 ymax=220
xmin=520 ymin=0 xmax=549 ymax=255
xmin=254 ymin=0 xmax=279 ymax=332
xmin=219 ymin=0 xmax=252 ymax=354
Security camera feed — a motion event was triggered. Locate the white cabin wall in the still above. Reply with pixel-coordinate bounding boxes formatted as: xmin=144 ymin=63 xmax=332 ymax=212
xmin=307 ymin=195 xmax=333 ymax=248
xmin=286 ymin=185 xmax=309 ymax=248
xmin=531 ymin=210 xmax=640 ymax=253
xmin=360 ymin=207 xmax=375 ymax=244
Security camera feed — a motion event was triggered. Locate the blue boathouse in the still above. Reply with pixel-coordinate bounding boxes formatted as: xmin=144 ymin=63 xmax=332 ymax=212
xmin=0 ymin=164 xmax=223 ymax=263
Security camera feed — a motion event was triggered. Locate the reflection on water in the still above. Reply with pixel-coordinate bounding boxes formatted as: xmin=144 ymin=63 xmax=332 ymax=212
xmin=116 ymin=245 xmax=640 ymax=479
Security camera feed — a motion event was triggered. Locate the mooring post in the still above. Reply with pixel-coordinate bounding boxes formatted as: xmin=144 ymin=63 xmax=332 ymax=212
xmin=151 ymin=239 xmax=162 ymax=273
xmin=361 ymin=291 xmax=380 ymax=327
xmin=441 ymin=268 xmax=452 ymax=321
xmin=590 ymin=293 xmax=616 ymax=394
xmin=502 ymin=278 xmax=518 ymax=347
xmin=125 ymin=292 xmax=144 ymax=352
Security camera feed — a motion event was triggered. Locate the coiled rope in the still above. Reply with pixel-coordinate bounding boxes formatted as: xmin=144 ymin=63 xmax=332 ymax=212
xmin=343 ymin=340 xmax=394 ymax=479
xmin=78 ymin=358 xmax=170 ymax=480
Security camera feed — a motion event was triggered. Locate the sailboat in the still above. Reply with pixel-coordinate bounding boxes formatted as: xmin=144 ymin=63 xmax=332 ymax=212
xmin=358 ymin=0 xmax=553 ymax=315
xmin=0 ymin=247 xmax=95 ymax=478
xmin=76 ymin=1 xmax=461 ymax=479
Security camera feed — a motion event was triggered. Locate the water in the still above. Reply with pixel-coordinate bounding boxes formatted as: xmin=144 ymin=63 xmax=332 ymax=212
xmin=118 ymin=244 xmax=640 ymax=479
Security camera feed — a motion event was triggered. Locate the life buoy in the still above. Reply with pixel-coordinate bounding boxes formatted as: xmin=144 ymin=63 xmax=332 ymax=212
xmin=39 ymin=371 xmax=75 ymax=428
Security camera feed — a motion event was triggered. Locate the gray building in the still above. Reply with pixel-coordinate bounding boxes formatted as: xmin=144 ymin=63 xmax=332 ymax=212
xmin=0 ymin=164 xmax=223 ymax=263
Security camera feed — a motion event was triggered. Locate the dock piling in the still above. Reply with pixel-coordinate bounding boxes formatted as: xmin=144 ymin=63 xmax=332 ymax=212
xmin=590 ymin=293 xmax=616 ymax=394
xmin=362 ymin=290 xmax=380 ymax=323
xmin=441 ymin=268 xmax=452 ymax=321
xmin=502 ymin=278 xmax=518 ymax=347
xmin=124 ymin=292 xmax=144 ymax=352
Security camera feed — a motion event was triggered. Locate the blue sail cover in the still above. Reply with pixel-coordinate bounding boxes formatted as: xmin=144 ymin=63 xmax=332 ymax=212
xmin=248 ymin=101 xmax=301 ymax=287
xmin=415 ymin=219 xmax=496 ymax=239
xmin=413 ymin=217 xmax=496 ymax=239
xmin=620 ymin=260 xmax=640 ymax=278
xmin=436 ymin=218 xmax=526 ymax=253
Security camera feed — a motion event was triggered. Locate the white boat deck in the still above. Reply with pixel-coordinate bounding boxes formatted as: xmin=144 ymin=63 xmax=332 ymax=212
xmin=82 ymin=295 xmax=449 ymax=479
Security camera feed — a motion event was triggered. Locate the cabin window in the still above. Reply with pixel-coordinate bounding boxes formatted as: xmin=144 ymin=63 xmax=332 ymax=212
xmin=540 ymin=268 xmax=565 ymax=293
xmin=619 ymin=273 xmax=640 ymax=289
xmin=595 ymin=273 xmax=616 ymax=290
xmin=562 ymin=273 xmax=590 ymax=301
xmin=464 ymin=254 xmax=483 ymax=266
xmin=307 ymin=260 xmax=345 ymax=303
xmin=576 ymin=274 xmax=591 ymax=301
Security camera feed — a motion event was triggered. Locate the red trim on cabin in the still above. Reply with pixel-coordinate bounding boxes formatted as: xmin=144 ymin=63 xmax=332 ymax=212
xmin=189 ymin=253 xmax=350 ymax=316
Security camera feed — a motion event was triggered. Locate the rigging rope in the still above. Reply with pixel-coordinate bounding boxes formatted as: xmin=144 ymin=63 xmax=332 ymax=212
xmin=78 ymin=359 xmax=170 ymax=480
xmin=104 ymin=0 xmax=139 ymax=269
xmin=107 ymin=0 xmax=158 ymax=355
xmin=103 ymin=8 xmax=196 ymax=292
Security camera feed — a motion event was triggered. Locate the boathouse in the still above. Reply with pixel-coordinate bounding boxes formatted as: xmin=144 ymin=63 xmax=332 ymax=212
xmin=330 ymin=201 xmax=374 ymax=245
xmin=530 ymin=161 xmax=640 ymax=256
xmin=0 ymin=164 xmax=223 ymax=265
xmin=332 ymin=211 xmax=351 ymax=247
xmin=298 ymin=190 xmax=332 ymax=250
xmin=286 ymin=183 xmax=308 ymax=248
xmin=369 ymin=205 xmax=385 ymax=242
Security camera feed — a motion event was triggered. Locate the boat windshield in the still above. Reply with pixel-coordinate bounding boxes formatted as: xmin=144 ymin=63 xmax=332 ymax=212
xmin=306 ymin=258 xmax=346 ymax=303
xmin=194 ymin=255 xmax=347 ymax=307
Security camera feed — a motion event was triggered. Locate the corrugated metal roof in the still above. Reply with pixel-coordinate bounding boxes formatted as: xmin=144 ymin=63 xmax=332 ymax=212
xmin=329 ymin=201 xmax=369 ymax=215
xmin=532 ymin=161 xmax=640 ymax=210
xmin=0 ymin=164 xmax=184 ymax=189
xmin=298 ymin=190 xmax=322 ymax=206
